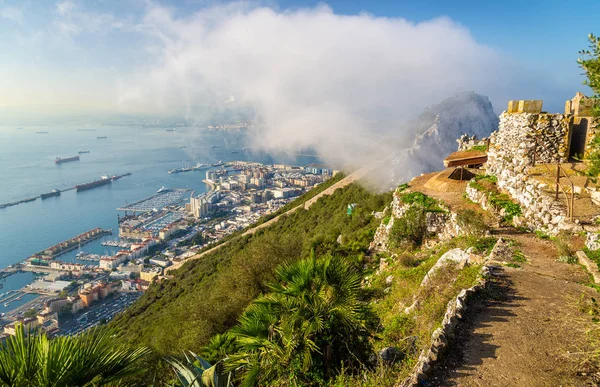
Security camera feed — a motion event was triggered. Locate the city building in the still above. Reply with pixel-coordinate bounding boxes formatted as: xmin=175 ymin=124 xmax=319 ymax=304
xmin=78 ymin=282 xmax=113 ymax=308
xmin=140 ymin=267 xmax=162 ymax=282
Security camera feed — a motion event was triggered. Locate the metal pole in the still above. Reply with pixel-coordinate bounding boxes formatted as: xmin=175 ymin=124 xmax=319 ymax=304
xmin=555 ymin=162 xmax=560 ymax=200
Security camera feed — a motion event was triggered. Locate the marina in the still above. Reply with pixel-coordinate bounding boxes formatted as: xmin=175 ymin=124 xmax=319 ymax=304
xmin=116 ymin=188 xmax=191 ymax=212
xmin=168 ymin=162 xmax=209 ymax=174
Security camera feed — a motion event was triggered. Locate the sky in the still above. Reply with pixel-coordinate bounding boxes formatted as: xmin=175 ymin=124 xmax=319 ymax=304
xmin=0 ymin=0 xmax=598 ymax=120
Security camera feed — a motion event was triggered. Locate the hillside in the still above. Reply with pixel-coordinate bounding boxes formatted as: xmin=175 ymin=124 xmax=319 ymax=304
xmin=109 ymin=181 xmax=392 ymax=354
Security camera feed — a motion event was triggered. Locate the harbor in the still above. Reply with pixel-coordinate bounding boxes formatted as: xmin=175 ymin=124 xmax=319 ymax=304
xmin=28 ymin=228 xmax=112 ymax=262
xmin=116 ymin=188 xmax=191 ymax=213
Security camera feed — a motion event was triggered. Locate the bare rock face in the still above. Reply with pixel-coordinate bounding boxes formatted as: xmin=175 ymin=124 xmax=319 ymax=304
xmin=387 ymin=92 xmax=499 ymax=186
xmin=419 ymin=248 xmax=470 ymax=288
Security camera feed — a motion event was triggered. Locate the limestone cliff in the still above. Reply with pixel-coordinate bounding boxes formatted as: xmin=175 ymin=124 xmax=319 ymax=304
xmin=387 ymin=92 xmax=498 ymax=186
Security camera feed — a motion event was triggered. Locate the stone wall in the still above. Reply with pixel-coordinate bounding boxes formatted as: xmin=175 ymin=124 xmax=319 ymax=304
xmin=484 ymin=110 xmax=573 ymax=234
xmin=465 ymin=180 xmax=568 ymax=234
xmin=456 ymin=134 xmax=489 ymax=151
xmin=400 ymin=264 xmax=494 ymax=387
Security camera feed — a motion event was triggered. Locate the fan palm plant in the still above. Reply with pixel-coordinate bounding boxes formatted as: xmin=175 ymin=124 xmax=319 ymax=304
xmin=0 ymin=325 xmax=149 ymax=387
xmin=227 ymin=253 xmax=373 ymax=385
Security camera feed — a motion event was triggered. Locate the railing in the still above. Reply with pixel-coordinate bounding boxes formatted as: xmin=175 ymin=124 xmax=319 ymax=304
xmin=531 ymin=137 xmax=575 ymax=222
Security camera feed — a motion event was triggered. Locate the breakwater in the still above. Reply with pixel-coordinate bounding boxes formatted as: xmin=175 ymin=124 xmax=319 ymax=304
xmin=28 ymin=228 xmax=112 ymax=261
xmin=0 ymin=173 xmax=131 ymax=210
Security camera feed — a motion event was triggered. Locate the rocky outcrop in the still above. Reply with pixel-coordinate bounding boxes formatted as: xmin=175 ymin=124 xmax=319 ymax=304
xmin=370 ymin=191 xmax=467 ymax=253
xmin=385 ymin=92 xmax=499 ymax=187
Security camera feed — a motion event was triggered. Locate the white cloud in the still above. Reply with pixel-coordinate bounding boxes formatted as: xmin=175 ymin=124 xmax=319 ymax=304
xmin=117 ymin=2 xmax=510 ymax=174
xmin=56 ymin=0 xmax=76 ymax=16
xmin=0 ymin=6 xmax=24 ymax=23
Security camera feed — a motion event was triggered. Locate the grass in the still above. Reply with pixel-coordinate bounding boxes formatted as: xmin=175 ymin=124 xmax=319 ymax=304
xmin=584 ymin=247 xmax=600 ymax=270
xmin=348 ymin=236 xmax=489 ymax=386
xmin=468 ymin=174 xmax=522 ymax=223
xmin=398 ymin=191 xmax=446 ymax=213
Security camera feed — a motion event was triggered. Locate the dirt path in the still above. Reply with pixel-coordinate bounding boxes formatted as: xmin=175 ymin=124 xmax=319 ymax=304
xmin=404 ymin=170 xmax=599 ymax=386
xmin=429 ymin=231 xmax=598 ymax=386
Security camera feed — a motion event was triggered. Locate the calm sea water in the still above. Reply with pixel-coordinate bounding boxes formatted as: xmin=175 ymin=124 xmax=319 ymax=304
xmin=0 ymin=125 xmax=316 ymax=312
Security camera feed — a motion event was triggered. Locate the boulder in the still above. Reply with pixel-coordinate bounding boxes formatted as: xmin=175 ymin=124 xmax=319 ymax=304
xmin=378 ymin=346 xmax=404 ymax=365
xmin=420 ymin=249 xmax=469 ymax=287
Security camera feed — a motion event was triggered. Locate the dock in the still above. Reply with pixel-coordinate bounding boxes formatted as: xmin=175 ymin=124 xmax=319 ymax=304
xmin=28 ymin=228 xmax=112 ymax=261
xmin=117 ymin=188 xmax=191 ymax=212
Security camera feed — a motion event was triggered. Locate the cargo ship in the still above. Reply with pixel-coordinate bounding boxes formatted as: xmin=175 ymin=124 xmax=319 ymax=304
xmin=55 ymin=156 xmax=80 ymax=164
xmin=76 ymin=176 xmax=112 ymax=192
xmin=78 ymin=150 xmax=90 ymax=154
xmin=166 ymin=128 xmax=177 ymax=132
xmin=41 ymin=189 xmax=61 ymax=199
xmin=36 ymin=131 xmax=49 ymax=134
xmin=97 ymin=136 xmax=107 ymax=139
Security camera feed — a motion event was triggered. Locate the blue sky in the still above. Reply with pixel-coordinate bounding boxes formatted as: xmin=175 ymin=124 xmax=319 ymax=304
xmin=0 ymin=0 xmax=597 ymax=118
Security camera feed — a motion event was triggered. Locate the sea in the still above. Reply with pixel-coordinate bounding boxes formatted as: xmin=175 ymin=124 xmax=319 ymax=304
xmin=0 ymin=125 xmax=318 ymax=313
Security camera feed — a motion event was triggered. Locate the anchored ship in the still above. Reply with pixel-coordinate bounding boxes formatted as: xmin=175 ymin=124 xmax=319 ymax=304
xmin=97 ymin=136 xmax=107 ymax=139
xmin=41 ymin=189 xmax=61 ymax=199
xmin=78 ymin=150 xmax=90 ymax=154
xmin=55 ymin=156 xmax=80 ymax=164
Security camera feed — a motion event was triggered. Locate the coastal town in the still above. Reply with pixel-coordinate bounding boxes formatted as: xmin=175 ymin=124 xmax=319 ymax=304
xmin=0 ymin=161 xmax=336 ymax=339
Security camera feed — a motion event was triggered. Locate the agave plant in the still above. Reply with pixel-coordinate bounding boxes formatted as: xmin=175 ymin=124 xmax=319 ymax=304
xmin=168 ymin=352 xmax=234 ymax=387
xmin=0 ymin=324 xmax=150 ymax=386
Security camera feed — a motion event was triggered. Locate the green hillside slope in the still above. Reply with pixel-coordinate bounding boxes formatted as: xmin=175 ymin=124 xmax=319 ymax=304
xmin=109 ymin=182 xmax=392 ymax=356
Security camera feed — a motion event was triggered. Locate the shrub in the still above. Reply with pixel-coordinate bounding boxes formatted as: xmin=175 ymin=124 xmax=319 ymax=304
xmin=399 ymin=192 xmax=442 ymax=211
xmin=390 ymin=206 xmax=428 ymax=247
xmin=383 ymin=314 xmax=416 ymax=343
xmin=398 ymin=252 xmax=419 ymax=268
xmin=456 ymin=209 xmax=488 ymax=236
xmin=553 ymin=231 xmax=575 ymax=259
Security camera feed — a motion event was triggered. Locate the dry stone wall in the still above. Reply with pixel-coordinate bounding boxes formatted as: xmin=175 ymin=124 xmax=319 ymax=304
xmin=485 ymin=112 xmax=573 ymax=234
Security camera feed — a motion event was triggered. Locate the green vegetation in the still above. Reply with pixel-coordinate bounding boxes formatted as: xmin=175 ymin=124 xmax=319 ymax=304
xmin=399 ymin=191 xmax=445 ymax=212
xmin=0 ymin=326 xmax=149 ymax=386
xmin=109 ymin=182 xmax=391 ymax=361
xmin=534 ymin=230 xmax=551 ymax=239
xmin=578 ymin=33 xmax=600 ymax=115
xmin=389 ymin=206 xmax=428 ymax=248
xmin=222 ymin=254 xmax=373 ymax=386
xmin=584 ymin=247 xmax=600 ymax=270
xmin=335 ymin=236 xmax=486 ymax=386
xmin=456 ymin=209 xmax=488 ymax=236
xmin=469 ymin=175 xmax=521 ymax=223
xmin=470 ymin=145 xmax=488 ymax=152
xmin=552 ymin=232 xmax=576 ymax=263
xmin=578 ymin=34 xmax=600 ymax=180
